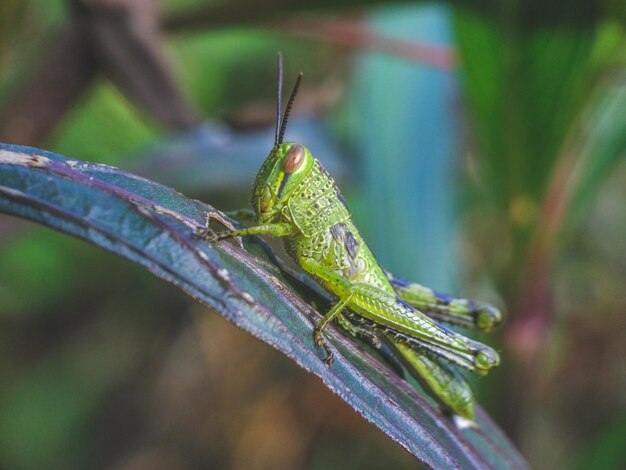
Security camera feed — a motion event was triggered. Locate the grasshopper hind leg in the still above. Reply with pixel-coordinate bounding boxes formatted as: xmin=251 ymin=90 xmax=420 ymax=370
xmin=301 ymin=258 xmax=500 ymax=374
xmin=390 ymin=278 xmax=502 ymax=332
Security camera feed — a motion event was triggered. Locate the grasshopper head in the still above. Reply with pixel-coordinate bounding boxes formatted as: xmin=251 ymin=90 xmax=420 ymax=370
xmin=253 ymin=54 xmax=311 ymax=223
xmin=251 ymin=142 xmax=314 ymax=224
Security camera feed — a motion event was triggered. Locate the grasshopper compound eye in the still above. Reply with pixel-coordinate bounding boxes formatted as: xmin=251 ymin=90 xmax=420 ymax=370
xmin=283 ymin=144 xmax=305 ymax=173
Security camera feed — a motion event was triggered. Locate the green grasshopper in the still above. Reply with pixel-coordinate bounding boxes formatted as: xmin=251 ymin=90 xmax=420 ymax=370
xmin=198 ymin=55 xmax=501 ymax=421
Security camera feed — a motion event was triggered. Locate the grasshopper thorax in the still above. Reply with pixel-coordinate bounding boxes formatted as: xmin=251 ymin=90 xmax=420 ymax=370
xmin=251 ymin=142 xmax=314 ymax=224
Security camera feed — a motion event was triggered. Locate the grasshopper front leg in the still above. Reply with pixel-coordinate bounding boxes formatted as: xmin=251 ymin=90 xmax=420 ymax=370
xmin=196 ymin=221 xmax=294 ymax=241
xmin=390 ymin=278 xmax=502 ymax=332
xmin=300 ymin=258 xmax=500 ymax=374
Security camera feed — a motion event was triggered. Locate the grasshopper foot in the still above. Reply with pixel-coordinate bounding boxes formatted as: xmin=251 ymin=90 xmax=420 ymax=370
xmin=194 ymin=226 xmax=218 ymax=242
xmin=475 ymin=304 xmax=502 ymax=331
xmin=194 ymin=213 xmax=234 ymax=243
xmin=313 ymin=327 xmax=334 ymax=366
xmin=472 ymin=347 xmax=500 ymax=375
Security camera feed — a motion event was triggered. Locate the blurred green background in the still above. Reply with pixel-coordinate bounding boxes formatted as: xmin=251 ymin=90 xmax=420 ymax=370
xmin=1 ymin=0 xmax=625 ymax=469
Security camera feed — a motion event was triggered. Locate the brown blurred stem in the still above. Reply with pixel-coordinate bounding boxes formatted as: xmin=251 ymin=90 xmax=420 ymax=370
xmin=163 ymin=0 xmax=609 ymax=32
xmin=163 ymin=0 xmax=415 ymax=32
xmin=0 ymin=0 xmax=198 ymax=147
xmin=0 ymin=23 xmax=96 ymax=145
xmin=75 ymin=0 xmax=197 ymax=131
xmin=277 ymin=17 xmax=456 ymax=69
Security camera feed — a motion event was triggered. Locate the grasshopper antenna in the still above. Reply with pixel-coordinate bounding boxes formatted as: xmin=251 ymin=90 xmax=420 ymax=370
xmin=278 ymin=71 xmax=303 ymax=145
xmin=275 ymin=52 xmax=283 ymax=146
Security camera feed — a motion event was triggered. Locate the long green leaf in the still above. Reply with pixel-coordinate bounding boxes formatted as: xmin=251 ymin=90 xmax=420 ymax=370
xmin=0 ymin=143 xmax=527 ymax=469
xmin=454 ymin=4 xmax=595 ymax=207
xmin=566 ymin=80 xmax=626 ymax=231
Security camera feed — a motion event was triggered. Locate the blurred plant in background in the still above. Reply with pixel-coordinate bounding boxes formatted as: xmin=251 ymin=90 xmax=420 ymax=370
xmin=0 ymin=0 xmax=624 ymax=468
